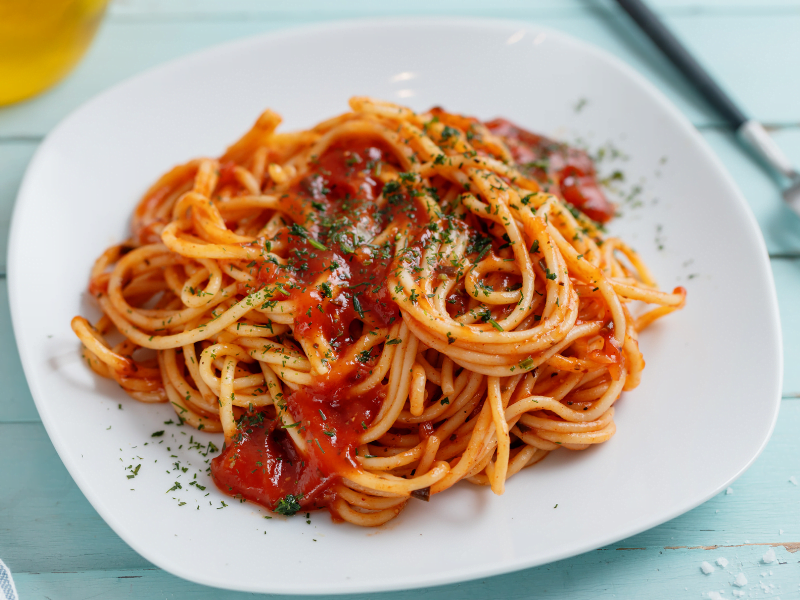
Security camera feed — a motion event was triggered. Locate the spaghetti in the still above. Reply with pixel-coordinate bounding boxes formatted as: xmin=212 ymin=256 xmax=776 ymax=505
xmin=72 ymin=98 xmax=685 ymax=526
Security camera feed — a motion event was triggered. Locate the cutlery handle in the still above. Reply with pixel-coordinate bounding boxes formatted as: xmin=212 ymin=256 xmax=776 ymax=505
xmin=615 ymin=0 xmax=747 ymax=128
xmin=739 ymin=121 xmax=799 ymax=180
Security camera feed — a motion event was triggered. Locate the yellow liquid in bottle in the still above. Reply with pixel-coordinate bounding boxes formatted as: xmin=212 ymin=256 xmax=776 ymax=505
xmin=0 ymin=0 xmax=109 ymax=106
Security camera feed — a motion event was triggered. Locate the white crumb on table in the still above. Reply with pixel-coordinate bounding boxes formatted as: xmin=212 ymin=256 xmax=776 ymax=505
xmin=734 ymin=572 xmax=748 ymax=587
xmin=701 ymin=561 xmax=715 ymax=574
xmin=762 ymin=547 xmax=776 ymax=563
xmin=726 ymin=487 xmax=734 ymax=495
xmin=790 ymin=475 xmax=798 ymax=486
xmin=717 ymin=557 xmax=729 ymax=568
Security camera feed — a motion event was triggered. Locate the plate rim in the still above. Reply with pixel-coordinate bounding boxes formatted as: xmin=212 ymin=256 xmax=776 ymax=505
xmin=7 ymin=15 xmax=783 ymax=595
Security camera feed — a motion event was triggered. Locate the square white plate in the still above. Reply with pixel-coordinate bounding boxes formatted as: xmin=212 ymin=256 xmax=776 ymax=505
xmin=8 ymin=18 xmax=781 ymax=595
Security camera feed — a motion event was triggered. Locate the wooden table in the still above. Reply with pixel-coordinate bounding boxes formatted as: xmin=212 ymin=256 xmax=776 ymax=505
xmin=2 ymin=1 xmax=799 ymax=598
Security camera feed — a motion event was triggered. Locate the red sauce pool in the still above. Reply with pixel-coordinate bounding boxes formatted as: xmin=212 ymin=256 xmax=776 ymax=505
xmin=486 ymin=118 xmax=615 ymax=223
xmin=211 ymin=381 xmax=385 ymax=513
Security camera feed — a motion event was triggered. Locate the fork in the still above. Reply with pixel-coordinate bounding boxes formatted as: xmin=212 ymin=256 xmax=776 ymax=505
xmin=615 ymin=0 xmax=800 ymax=216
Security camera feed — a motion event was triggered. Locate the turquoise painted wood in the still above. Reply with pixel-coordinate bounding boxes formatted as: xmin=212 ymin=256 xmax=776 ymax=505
xmin=3 ymin=1 xmax=800 ymax=598
xmin=775 ymin=258 xmax=800 ymax=397
xmin=10 ymin=542 xmax=800 ymax=600
xmin=0 ymin=141 xmax=36 ymax=273
xmin=0 ymin=280 xmax=38 ymax=422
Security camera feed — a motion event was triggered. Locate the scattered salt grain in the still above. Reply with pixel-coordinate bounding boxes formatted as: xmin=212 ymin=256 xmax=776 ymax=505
xmin=708 ymin=592 xmax=723 ymax=600
xmin=701 ymin=561 xmax=715 ymax=574
xmin=732 ymin=591 xmax=745 ymax=598
xmin=763 ymin=548 xmax=777 ymax=563
xmin=726 ymin=487 xmax=734 ymax=495
xmin=717 ymin=557 xmax=729 ymax=568
xmin=780 ymin=529 xmax=784 ymax=535
xmin=734 ymin=573 xmax=748 ymax=587
xmin=789 ymin=475 xmax=798 ymax=485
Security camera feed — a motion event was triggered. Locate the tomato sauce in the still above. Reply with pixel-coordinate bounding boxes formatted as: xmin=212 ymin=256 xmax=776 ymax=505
xmin=211 ymin=381 xmax=385 ymax=513
xmin=485 ymin=119 xmax=615 ymax=223
xmin=211 ymin=137 xmax=425 ymax=514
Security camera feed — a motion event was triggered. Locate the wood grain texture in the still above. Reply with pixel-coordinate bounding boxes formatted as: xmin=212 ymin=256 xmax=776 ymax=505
xmin=0 ymin=141 xmax=37 ymax=273
xmin=10 ymin=541 xmax=800 ymax=600
xmin=0 ymin=279 xmax=39 ymax=422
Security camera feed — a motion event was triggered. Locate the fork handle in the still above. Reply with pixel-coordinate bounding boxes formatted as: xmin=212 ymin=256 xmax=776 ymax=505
xmin=739 ymin=120 xmax=799 ymax=180
xmin=615 ymin=0 xmax=747 ymax=128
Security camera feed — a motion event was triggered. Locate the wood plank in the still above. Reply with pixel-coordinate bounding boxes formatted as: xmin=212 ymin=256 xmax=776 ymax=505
xmin=3 ymin=10 xmax=800 ymax=138
xmin=0 ymin=141 xmax=37 ymax=273
xmin=11 ymin=540 xmax=800 ymax=600
xmin=108 ymin=0 xmax=800 ymax=18
xmin=0 ymin=278 xmax=40 ymax=423
xmin=774 ymin=257 xmax=800 ymax=398
xmin=6 ymin=399 xmax=800 ymax=597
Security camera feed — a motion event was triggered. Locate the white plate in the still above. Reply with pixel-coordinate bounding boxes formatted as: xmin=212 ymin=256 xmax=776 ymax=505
xmin=8 ymin=18 xmax=782 ymax=595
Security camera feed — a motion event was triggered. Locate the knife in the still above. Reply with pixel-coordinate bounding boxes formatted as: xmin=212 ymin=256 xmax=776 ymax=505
xmin=614 ymin=0 xmax=800 ymax=216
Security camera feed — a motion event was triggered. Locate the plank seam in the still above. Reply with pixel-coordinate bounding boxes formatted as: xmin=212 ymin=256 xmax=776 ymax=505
xmin=103 ymin=7 xmax=800 ymax=24
xmin=0 ymin=136 xmax=44 ymax=143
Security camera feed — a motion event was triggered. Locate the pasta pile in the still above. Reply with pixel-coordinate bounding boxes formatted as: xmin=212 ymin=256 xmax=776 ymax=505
xmin=73 ymin=98 xmax=685 ymax=525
